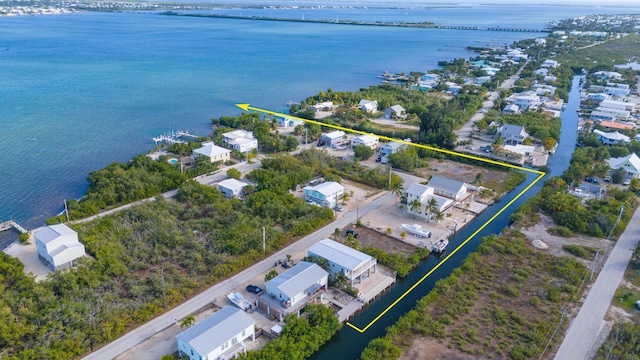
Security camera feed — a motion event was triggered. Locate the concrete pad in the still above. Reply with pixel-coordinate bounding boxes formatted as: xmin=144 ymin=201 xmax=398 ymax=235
xmin=3 ymin=232 xmax=52 ymax=281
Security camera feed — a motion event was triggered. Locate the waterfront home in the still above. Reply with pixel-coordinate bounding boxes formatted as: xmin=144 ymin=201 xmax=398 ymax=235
xmin=589 ymin=111 xmax=617 ymax=122
xmin=218 ymin=178 xmax=249 ymax=198
xmin=350 ymin=134 xmax=379 ymax=150
xmin=258 ymin=261 xmax=328 ymax=321
xmin=495 ymin=124 xmax=530 ymax=145
xmin=589 ymin=83 xmax=631 ymax=98
xmin=533 ymin=84 xmax=556 ymax=96
xmin=534 ymin=68 xmax=549 ymax=77
xmin=507 ymin=91 xmax=540 ymax=110
xmin=222 ymin=130 xmax=258 ymax=153
xmin=405 ymin=183 xmax=454 ymax=219
xmin=359 ymin=99 xmax=378 ymax=113
xmin=304 ymin=181 xmax=344 ymax=209
xmin=593 ymin=106 xmax=630 ymax=121
xmin=535 ymin=38 xmax=546 ymax=45
xmin=607 ymin=153 xmax=640 ymax=179
xmin=308 ymin=238 xmax=377 ymax=286
xmin=600 ymin=100 xmax=635 ymax=112
xmin=543 ymin=75 xmax=558 ymax=83
xmin=176 ymin=305 xmax=255 ymax=360
xmin=320 ymin=130 xmax=346 ymax=148
xmin=598 ymin=121 xmax=634 ymax=131
xmin=379 ymin=141 xmax=408 ymax=156
xmin=593 ymin=129 xmax=630 ymax=145
xmin=34 ymin=223 xmax=85 ymax=271
xmin=427 ymin=175 xmax=474 ymax=205
xmin=541 ymin=59 xmax=560 ymax=68
xmin=594 ymin=71 xmax=622 ymax=80
xmin=311 ymin=101 xmax=335 ymax=113
xmin=587 ymin=93 xmax=610 ymax=102
xmin=384 ymin=105 xmax=407 ymax=120
xmin=502 ymin=48 xmax=528 ymax=62
xmin=193 ymin=142 xmax=231 ymax=163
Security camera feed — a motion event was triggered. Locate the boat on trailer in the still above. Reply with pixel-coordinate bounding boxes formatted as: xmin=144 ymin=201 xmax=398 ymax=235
xmin=400 ymin=223 xmax=432 ymax=238
xmin=227 ymin=292 xmax=252 ymax=311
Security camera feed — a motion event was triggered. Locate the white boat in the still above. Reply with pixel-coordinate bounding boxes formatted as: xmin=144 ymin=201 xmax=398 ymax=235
xmin=227 ymin=292 xmax=252 ymax=311
xmin=431 ymin=239 xmax=449 ymax=253
xmin=401 ymin=224 xmax=431 ymax=238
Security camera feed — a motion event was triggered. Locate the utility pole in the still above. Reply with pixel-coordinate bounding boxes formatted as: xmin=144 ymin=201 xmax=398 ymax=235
xmin=161 ymin=267 xmax=166 ymax=309
xmin=64 ymin=200 xmax=69 ymax=222
xmin=262 ymin=226 xmax=266 ymax=255
xmin=388 ymin=166 xmax=392 ymax=189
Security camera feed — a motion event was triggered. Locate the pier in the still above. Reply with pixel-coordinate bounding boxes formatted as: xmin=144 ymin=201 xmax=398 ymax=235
xmin=0 ymin=220 xmax=28 ymax=234
xmin=152 ymin=130 xmax=199 ymax=145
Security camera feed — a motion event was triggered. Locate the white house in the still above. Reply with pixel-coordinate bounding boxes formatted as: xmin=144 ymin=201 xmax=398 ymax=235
xmin=534 ymin=68 xmax=549 ymax=77
xmin=320 ymin=130 xmax=346 ymax=148
xmin=535 ymin=38 xmax=547 ymax=45
xmin=587 ymin=93 xmax=610 ymax=102
xmin=176 ymin=305 xmax=255 ymax=360
xmin=218 ymin=178 xmax=249 ymax=198
xmin=308 ymin=238 xmax=377 ymax=285
xmin=379 ymin=141 xmax=408 ymax=156
xmin=277 ymin=117 xmax=305 ymax=128
xmin=541 ymin=59 xmax=560 ymax=68
xmin=594 ymin=71 xmax=622 ymax=80
xmin=502 ymin=104 xmax=520 ymax=115
xmin=258 ymin=261 xmax=328 ymax=321
xmin=600 ymin=100 xmax=635 ymax=112
xmin=311 ymin=101 xmax=335 ymax=113
xmin=350 ymin=134 xmax=379 ymax=150
xmin=533 ymin=84 xmax=556 ymax=96
xmin=607 ymin=153 xmax=640 ymax=179
xmin=405 ymin=183 xmax=454 ymax=219
xmin=594 ymin=106 xmax=631 ymax=121
xmin=359 ymin=99 xmax=378 ymax=113
xmin=384 ymin=105 xmax=407 ymax=120
xmin=222 ymin=130 xmax=258 ymax=153
xmin=508 ymin=92 xmax=541 ymax=110
xmin=34 ymin=223 xmax=85 ymax=271
xmin=428 ymin=175 xmax=473 ymax=204
xmin=593 ymin=129 xmax=630 ymax=145
xmin=496 ymin=124 xmax=530 ymax=145
xmin=304 ymin=181 xmax=344 ymax=209
xmin=193 ymin=142 xmax=231 ymax=163
xmin=590 ymin=111 xmax=617 ymax=122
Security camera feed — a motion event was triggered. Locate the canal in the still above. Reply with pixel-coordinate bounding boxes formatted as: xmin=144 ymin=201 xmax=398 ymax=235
xmin=311 ymin=75 xmax=581 ymax=360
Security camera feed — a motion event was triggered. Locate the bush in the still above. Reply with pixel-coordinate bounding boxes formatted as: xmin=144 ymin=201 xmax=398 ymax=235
xmin=562 ymin=244 xmax=598 ymax=259
xmin=549 ymin=226 xmax=573 ymax=237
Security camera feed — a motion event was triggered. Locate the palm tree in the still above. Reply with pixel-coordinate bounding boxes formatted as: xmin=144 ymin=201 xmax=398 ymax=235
xmin=180 ymin=315 xmax=195 ymax=329
xmin=340 ymin=192 xmax=350 ymax=205
xmin=409 ymin=199 xmax=422 ymax=218
xmin=425 ymin=198 xmax=438 ymax=222
xmin=391 ymin=182 xmax=404 ymax=205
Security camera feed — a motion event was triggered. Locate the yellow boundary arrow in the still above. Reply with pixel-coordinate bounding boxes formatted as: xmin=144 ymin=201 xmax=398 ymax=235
xmin=236 ymin=103 xmax=546 ymax=332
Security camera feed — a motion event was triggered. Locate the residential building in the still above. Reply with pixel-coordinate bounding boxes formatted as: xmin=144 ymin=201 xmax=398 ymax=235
xmin=535 ymin=38 xmax=547 ymax=45
xmin=599 ymin=121 xmax=634 ymax=131
xmin=600 ymin=100 xmax=635 ymax=112
xmin=427 ymin=175 xmax=473 ymax=204
xmin=587 ymin=93 xmax=610 ymax=102
xmin=541 ymin=59 xmax=560 ymax=68
xmin=594 ymin=106 xmax=630 ymax=121
xmin=589 ymin=111 xmax=617 ymax=122
xmin=543 ymin=75 xmax=558 ymax=83
xmin=608 ymin=153 xmax=640 ymax=179
xmin=311 ymin=101 xmax=335 ymax=112
xmin=405 ymin=175 xmax=474 ymax=219
xmin=593 ymin=129 xmax=630 ymax=145
xmin=218 ymin=178 xmax=249 ymax=198
xmin=277 ymin=116 xmax=304 ymax=128
xmin=359 ymin=99 xmax=378 ymax=113
xmin=34 ymin=223 xmax=85 ymax=271
xmin=384 ymin=105 xmax=407 ymax=120
xmin=193 ymin=142 xmax=231 ymax=163
xmin=222 ymin=130 xmax=258 ymax=153
xmin=308 ymin=238 xmax=377 ymax=285
xmin=320 ymin=130 xmax=346 ymax=148
xmin=533 ymin=84 xmax=556 ymax=96
xmin=496 ymin=124 xmax=530 ymax=145
xmin=258 ymin=261 xmax=328 ymax=321
xmin=176 ymin=306 xmax=255 ymax=360
xmin=303 ymin=181 xmax=344 ymax=209
xmin=379 ymin=141 xmax=408 ymax=156
xmin=507 ymin=91 xmax=540 ymax=110
xmin=502 ymin=104 xmax=520 ymax=115
xmin=534 ymin=68 xmax=549 ymax=77
xmin=474 ymin=76 xmax=492 ymax=85
xmin=594 ymin=71 xmax=622 ymax=80
xmin=405 ymin=183 xmax=454 ymax=219
xmin=350 ymin=134 xmax=379 ymax=150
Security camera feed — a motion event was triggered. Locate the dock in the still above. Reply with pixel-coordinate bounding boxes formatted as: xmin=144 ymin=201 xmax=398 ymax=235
xmin=152 ymin=130 xmax=199 ymax=145
xmin=0 ymin=220 xmax=28 ymax=234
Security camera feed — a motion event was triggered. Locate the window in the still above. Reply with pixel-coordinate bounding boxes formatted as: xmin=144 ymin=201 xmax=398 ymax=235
xmin=232 ymin=336 xmax=238 ymax=345
xmin=242 ymin=329 xmax=246 ymax=337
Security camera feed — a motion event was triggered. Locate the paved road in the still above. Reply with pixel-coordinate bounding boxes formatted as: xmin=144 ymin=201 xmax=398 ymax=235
xmin=554 ymin=206 xmax=640 ymax=360
xmin=83 ymin=191 xmax=393 ymax=360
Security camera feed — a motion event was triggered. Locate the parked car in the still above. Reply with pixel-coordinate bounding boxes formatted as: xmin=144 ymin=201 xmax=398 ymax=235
xmin=584 ymin=177 xmax=599 ymax=184
xmin=623 ymin=178 xmax=631 ymax=185
xmin=346 ymin=229 xmax=359 ymax=238
xmin=334 ymin=205 xmax=343 ymax=212
xmin=604 ymin=176 xmax=611 ymax=182
xmin=465 ymin=145 xmax=473 ymax=150
xmin=479 ymin=145 xmax=493 ymax=153
xmin=375 ymin=156 xmax=382 ymax=162
xmin=246 ymin=285 xmax=263 ymax=294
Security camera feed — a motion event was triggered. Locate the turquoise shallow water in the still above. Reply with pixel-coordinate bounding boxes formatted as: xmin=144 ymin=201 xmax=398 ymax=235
xmin=0 ymin=4 xmax=636 ymax=234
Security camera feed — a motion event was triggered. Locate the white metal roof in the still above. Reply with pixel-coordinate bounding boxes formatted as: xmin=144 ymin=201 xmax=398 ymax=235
xmin=608 ymin=153 xmax=640 ymax=174
xmin=194 ymin=143 xmax=231 ymax=158
xmin=428 ymin=175 xmax=467 ymax=197
xmin=267 ymin=261 xmax=328 ymax=299
xmin=34 ymin=223 xmax=76 ymax=244
xmin=304 ymin=181 xmax=343 ymax=196
xmin=308 ymin=239 xmax=374 ymax=271
xmin=175 ymin=306 xmax=254 ymax=357
xmin=218 ymin=178 xmax=248 ymax=192
xmin=322 ymin=130 xmax=345 ymax=140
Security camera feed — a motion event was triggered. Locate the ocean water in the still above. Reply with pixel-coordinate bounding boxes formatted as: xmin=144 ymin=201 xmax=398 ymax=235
xmin=0 ymin=4 xmax=634 ymax=241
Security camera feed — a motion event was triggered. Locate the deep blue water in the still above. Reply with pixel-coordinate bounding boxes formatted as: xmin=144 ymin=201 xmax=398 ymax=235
xmin=0 ymin=4 xmax=634 ymax=245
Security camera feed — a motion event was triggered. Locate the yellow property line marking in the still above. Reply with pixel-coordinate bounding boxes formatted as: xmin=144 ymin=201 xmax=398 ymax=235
xmin=236 ymin=103 xmax=547 ymax=332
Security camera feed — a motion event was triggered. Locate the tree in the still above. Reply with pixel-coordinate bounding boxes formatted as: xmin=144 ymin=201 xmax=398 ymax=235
xmin=391 ymin=182 xmax=404 ymax=205
xmin=353 ymin=145 xmax=374 ymax=161
xmin=340 ymin=192 xmax=350 ymax=205
xmin=227 ymin=168 xmax=241 ymax=179
xmin=409 ymin=199 xmax=422 ymax=218
xmin=265 ymin=270 xmax=279 ymax=282
xmin=425 ymin=198 xmax=439 ymax=222
xmin=474 ymin=172 xmax=484 ymax=186
xmin=180 ymin=315 xmax=195 ymax=329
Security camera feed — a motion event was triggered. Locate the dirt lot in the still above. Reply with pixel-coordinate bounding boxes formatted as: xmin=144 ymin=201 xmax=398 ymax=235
xmin=416 ymin=158 xmax=512 ymax=193
xmin=343 ymin=226 xmax=416 ymax=256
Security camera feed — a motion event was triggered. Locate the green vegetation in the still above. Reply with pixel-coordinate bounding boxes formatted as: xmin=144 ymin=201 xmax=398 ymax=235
xmin=562 ymin=244 xmax=599 ymax=260
xmin=360 ymin=231 xmax=590 ymax=359
xmin=554 ymin=34 xmax=640 ymax=73
xmin=596 ymin=322 xmax=640 ymax=360
xmin=212 ymin=112 xmax=298 ymax=153
xmin=477 ymin=111 xmax=561 ymax=142
xmin=359 ymin=245 xmax=430 ymax=278
xmin=353 ymin=144 xmax=374 ymax=161
xmin=241 ymin=304 xmax=341 ymax=360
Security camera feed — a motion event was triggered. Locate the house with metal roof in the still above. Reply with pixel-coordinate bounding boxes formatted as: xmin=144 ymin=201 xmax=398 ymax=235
xmin=303 ymin=181 xmax=344 ymax=209
xmin=350 ymin=134 xmax=379 ymax=150
xmin=320 ymin=130 xmax=346 ymax=148
xmin=176 ymin=305 xmax=255 ymax=360
xmin=607 ymin=153 xmax=640 ymax=179
xmin=34 ymin=223 xmax=85 ymax=271
xmin=221 ymin=130 xmax=258 ymax=153
xmin=495 ymin=124 xmax=530 ymax=145
xmin=218 ymin=178 xmax=249 ymax=198
xmin=257 ymin=261 xmax=328 ymax=321
xmin=384 ymin=105 xmax=407 ymax=120
xmin=193 ymin=142 xmax=231 ymax=163
xmin=359 ymin=99 xmax=378 ymax=113
xmin=405 ymin=183 xmax=454 ymax=219
xmin=379 ymin=141 xmax=408 ymax=156
xmin=428 ymin=175 xmax=474 ymax=204
xmin=593 ymin=129 xmax=630 ymax=145
xmin=308 ymin=239 xmax=377 ymax=286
